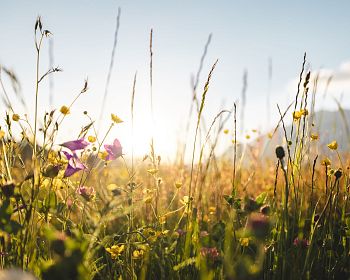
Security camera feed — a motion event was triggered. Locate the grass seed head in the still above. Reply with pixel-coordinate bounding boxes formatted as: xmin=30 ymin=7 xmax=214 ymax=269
xmin=275 ymin=146 xmax=285 ymax=159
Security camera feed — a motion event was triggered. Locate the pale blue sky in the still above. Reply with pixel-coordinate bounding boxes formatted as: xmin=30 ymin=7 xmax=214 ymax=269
xmin=1 ymin=1 xmax=350 ymax=160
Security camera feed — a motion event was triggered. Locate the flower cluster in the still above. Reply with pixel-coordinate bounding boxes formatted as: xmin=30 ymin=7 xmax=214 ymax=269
xmin=200 ymin=247 xmax=220 ymax=260
xmin=60 ymin=137 xmax=122 ymax=177
xmin=292 ymin=109 xmax=308 ymax=121
xmin=60 ymin=139 xmax=88 ymax=177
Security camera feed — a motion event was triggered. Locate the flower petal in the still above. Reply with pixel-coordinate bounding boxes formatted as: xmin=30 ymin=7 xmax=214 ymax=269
xmin=60 ymin=138 xmax=89 ymax=151
xmin=62 ymin=151 xmax=73 ymax=160
xmin=64 ymin=164 xmax=79 ymax=177
xmin=113 ymin=139 xmax=123 ymax=158
xmin=64 ymin=156 xmax=87 ymax=177
xmin=104 ymin=144 xmax=116 ymax=160
xmin=103 ymin=138 xmax=123 ymax=160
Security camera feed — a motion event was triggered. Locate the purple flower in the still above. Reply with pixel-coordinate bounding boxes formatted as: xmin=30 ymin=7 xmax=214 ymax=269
xmin=60 ymin=138 xmax=89 ymax=151
xmin=293 ymin=237 xmax=309 ymax=248
xmin=62 ymin=151 xmax=87 ymax=177
xmin=104 ymin=138 xmax=122 ymax=160
xmin=200 ymin=247 xmax=220 ymax=260
xmin=77 ymin=185 xmax=95 ymax=201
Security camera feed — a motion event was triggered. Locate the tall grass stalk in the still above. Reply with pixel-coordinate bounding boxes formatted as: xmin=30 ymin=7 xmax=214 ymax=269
xmin=98 ymin=7 xmax=121 ymax=132
xmin=187 ymin=59 xmax=218 ymax=211
xmin=182 ymin=34 xmax=212 ymax=165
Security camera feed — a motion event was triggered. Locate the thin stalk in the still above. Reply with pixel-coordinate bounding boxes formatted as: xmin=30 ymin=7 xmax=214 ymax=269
xmin=98 ymin=7 xmax=121 ymax=131
xmin=187 ymin=60 xmax=218 ymax=210
xmin=33 ymin=33 xmax=44 ymax=159
xmin=232 ymin=103 xmax=237 ymax=193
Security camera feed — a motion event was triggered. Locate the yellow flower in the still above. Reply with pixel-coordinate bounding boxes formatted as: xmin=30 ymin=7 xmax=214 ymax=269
xmin=245 ymin=135 xmax=250 ymax=139
xmin=180 ymin=196 xmax=192 ymax=205
xmin=60 ymin=105 xmax=70 ymax=115
xmin=98 ymin=151 xmax=108 ymax=160
xmin=321 ymin=157 xmax=331 ymax=167
xmin=293 ymin=109 xmax=308 ymax=121
xmin=111 ymin=114 xmax=123 ymax=124
xmin=159 ymin=216 xmax=166 ymax=224
xmin=209 ymin=206 xmax=216 ymax=215
xmin=107 ymin=183 xmax=118 ymax=191
xmin=88 ymin=135 xmax=96 ymax=143
xmin=174 ymin=181 xmax=182 ymax=189
xmin=143 ymin=196 xmax=153 ymax=204
xmin=223 ymin=129 xmax=229 ymax=134
xmin=143 ymin=228 xmax=156 ymax=237
xmin=292 ymin=111 xmax=302 ymax=121
xmin=300 ymin=109 xmax=308 ymax=116
xmin=239 ymin=237 xmax=250 ymax=247
xmin=327 ymin=140 xmax=338 ymax=150
xmin=106 ymin=244 xmax=125 ymax=259
xmin=12 ymin=114 xmax=20 ymax=121
xmin=147 ymin=168 xmax=158 ymax=175
xmin=132 ymin=249 xmax=144 ymax=259
xmin=0 ymin=130 xmax=5 ymax=139
xmin=267 ymin=132 xmax=273 ymax=139
xmin=252 ymin=129 xmax=257 ymax=133
xmin=310 ymin=134 xmax=318 ymax=140
xmin=47 ymin=150 xmax=66 ymax=165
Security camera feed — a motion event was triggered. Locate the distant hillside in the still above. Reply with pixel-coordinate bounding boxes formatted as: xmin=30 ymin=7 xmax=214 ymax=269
xmin=223 ymin=109 xmax=350 ymax=162
xmin=311 ymin=109 xmax=350 ymax=151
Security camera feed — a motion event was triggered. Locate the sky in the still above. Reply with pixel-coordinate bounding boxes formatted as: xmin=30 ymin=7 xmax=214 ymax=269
xmin=1 ymin=1 xmax=350 ymax=162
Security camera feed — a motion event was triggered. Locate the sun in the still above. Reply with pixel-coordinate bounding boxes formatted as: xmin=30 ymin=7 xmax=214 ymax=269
xmin=114 ymin=113 xmax=178 ymax=163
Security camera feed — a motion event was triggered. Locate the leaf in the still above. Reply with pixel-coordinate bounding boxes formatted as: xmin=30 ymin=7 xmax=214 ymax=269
xmin=45 ymin=192 xmax=58 ymax=210
xmin=56 ymin=202 xmax=66 ymax=214
xmin=173 ymin=257 xmax=197 ymax=271
xmin=255 ymin=192 xmax=267 ymax=206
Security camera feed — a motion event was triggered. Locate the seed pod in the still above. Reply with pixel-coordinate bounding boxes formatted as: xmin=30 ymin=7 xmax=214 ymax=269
xmin=334 ymin=168 xmax=342 ymax=180
xmin=275 ymin=146 xmax=285 ymax=159
xmin=43 ymin=165 xmax=60 ymax=178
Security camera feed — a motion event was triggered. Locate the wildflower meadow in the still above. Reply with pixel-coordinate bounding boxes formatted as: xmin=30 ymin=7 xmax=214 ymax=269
xmin=0 ymin=9 xmax=350 ymax=280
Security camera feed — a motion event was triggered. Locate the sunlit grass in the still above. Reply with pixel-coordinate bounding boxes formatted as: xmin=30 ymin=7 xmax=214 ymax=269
xmin=0 ymin=16 xmax=349 ymax=280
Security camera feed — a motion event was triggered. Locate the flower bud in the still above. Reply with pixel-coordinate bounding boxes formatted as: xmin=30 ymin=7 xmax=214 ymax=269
xmin=275 ymin=146 xmax=285 ymax=159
